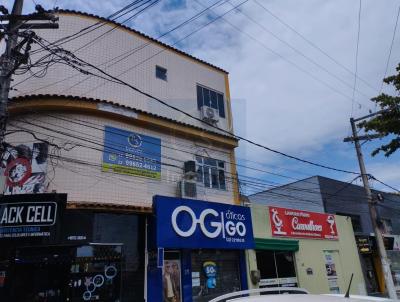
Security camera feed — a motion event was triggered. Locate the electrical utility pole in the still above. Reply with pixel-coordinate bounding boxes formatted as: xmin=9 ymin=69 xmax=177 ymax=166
xmin=0 ymin=0 xmax=58 ymax=153
xmin=344 ymin=112 xmax=397 ymax=300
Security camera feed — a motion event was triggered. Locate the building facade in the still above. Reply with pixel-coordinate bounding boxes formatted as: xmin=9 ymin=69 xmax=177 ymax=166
xmin=249 ymin=175 xmax=400 ymax=296
xmin=247 ymin=204 xmax=366 ymax=295
xmin=0 ymin=10 xmax=247 ymax=302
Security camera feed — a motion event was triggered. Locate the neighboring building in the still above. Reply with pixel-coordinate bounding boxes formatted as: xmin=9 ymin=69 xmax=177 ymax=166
xmin=248 ymin=175 xmax=400 ymax=296
xmin=0 ymin=10 xmax=250 ymax=302
xmin=247 ymin=204 xmax=366 ymax=295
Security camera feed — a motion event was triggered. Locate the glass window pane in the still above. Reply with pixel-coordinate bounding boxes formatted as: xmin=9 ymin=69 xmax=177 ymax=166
xmin=155 ymin=66 xmax=167 ymax=81
xmin=196 ymin=156 xmax=203 ymax=164
xmin=210 ymin=90 xmax=218 ymax=109
xmin=203 ymin=88 xmax=210 ymax=107
xmin=191 ymin=250 xmax=241 ymax=302
xmin=217 ymin=93 xmax=225 ymax=118
xmin=211 ymin=168 xmax=219 ymax=189
xmin=197 ymin=86 xmax=203 ymax=110
xmin=197 ymin=165 xmax=203 ymax=183
xmin=218 ymin=161 xmax=225 ymax=169
xmin=204 ymin=158 xmax=217 ymax=166
xmin=219 ymin=170 xmax=226 ymax=190
xmin=204 ymin=167 xmax=210 ymax=188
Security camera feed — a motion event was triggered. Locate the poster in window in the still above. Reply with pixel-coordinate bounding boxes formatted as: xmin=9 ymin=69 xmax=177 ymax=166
xmin=324 ymin=251 xmax=340 ymax=294
xmin=1 ymin=143 xmax=48 ymax=194
xmin=163 ymin=260 xmax=181 ymax=302
xmin=102 ymin=126 xmax=161 ymax=179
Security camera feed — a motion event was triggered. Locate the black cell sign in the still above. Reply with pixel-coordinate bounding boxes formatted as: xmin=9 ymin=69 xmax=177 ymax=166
xmin=0 ymin=193 xmax=66 ymax=241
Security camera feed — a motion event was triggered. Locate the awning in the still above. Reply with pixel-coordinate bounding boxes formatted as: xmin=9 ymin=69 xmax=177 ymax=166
xmin=255 ymin=238 xmax=299 ymax=251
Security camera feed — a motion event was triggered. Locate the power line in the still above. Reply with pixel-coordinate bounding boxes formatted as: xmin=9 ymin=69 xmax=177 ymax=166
xmin=351 ymin=0 xmax=362 ymax=118
xmin=32 ymin=34 xmax=360 ymax=175
xmin=223 ymin=0 xmax=372 ymax=102
xmin=11 ymin=0 xmax=151 ymax=87
xmin=8 ymin=112 xmax=368 ymax=202
xmin=379 ymin=5 xmax=400 ymax=96
xmin=370 ymin=175 xmax=400 ymax=194
xmin=191 ymin=0 xmax=366 ymax=109
xmin=12 ymin=0 xmax=230 ymax=94
xmin=252 ymin=0 xmax=378 ymax=93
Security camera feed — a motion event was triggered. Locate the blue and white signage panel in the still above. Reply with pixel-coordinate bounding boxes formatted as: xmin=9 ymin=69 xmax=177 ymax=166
xmin=153 ymin=195 xmax=254 ymax=249
xmin=102 ymin=126 xmax=161 ymax=179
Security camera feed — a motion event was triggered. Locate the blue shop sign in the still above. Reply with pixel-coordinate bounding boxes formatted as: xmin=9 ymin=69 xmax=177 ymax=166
xmin=102 ymin=126 xmax=161 ymax=179
xmin=153 ymin=195 xmax=254 ymax=249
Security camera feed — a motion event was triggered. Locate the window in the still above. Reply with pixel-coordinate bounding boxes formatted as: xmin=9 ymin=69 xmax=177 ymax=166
xmin=336 ymin=212 xmax=362 ymax=233
xmin=196 ymin=85 xmax=225 ymax=118
xmin=196 ymin=156 xmax=226 ymax=190
xmin=381 ymin=218 xmax=393 ymax=234
xmin=155 ymin=65 xmax=167 ymax=81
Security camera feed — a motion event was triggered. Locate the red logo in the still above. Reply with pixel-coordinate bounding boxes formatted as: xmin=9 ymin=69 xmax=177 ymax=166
xmin=4 ymin=158 xmax=32 ymax=187
xmin=269 ymin=207 xmax=338 ymax=240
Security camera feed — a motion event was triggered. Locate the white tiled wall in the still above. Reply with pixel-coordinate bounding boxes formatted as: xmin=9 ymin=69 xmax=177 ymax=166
xmin=5 ymin=113 xmax=236 ymax=206
xmin=10 ymin=12 xmax=231 ymax=133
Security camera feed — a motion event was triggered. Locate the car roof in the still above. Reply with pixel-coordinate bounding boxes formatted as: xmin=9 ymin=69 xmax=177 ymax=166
xmin=227 ymin=294 xmax=394 ymax=302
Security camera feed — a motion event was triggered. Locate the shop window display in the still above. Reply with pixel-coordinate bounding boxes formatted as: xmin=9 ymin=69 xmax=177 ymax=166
xmin=191 ymin=250 xmax=241 ymax=302
xmin=0 ymin=211 xmax=146 ymax=302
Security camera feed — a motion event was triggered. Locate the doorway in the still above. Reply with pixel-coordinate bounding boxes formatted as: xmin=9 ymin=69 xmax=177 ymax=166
xmin=256 ymin=250 xmax=298 ymax=288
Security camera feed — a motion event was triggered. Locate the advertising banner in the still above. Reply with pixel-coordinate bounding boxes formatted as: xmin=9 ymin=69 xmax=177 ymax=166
xmin=102 ymin=126 xmax=161 ymax=179
xmin=0 ymin=193 xmax=67 ymax=241
xmin=269 ymin=206 xmax=338 ymax=240
xmin=153 ymin=195 xmax=254 ymax=249
xmin=1 ymin=143 xmax=48 ymax=194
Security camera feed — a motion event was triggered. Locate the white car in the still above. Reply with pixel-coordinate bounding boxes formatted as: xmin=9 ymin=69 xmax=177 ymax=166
xmin=209 ymin=288 xmax=394 ymax=302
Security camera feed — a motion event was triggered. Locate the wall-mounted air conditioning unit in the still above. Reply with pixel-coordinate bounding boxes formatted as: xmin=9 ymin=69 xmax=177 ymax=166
xmin=179 ymin=180 xmax=197 ymax=199
xmin=201 ymin=106 xmax=219 ymax=124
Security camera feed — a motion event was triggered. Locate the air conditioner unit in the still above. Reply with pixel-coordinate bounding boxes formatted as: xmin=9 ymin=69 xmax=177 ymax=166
xmin=179 ymin=180 xmax=197 ymax=199
xmin=184 ymin=160 xmax=196 ymax=179
xmin=201 ymin=106 xmax=219 ymax=124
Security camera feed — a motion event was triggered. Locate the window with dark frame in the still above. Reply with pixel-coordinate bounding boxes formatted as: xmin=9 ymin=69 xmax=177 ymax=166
xmin=336 ymin=212 xmax=363 ymax=233
xmin=196 ymin=85 xmax=226 ymax=118
xmin=196 ymin=156 xmax=226 ymax=190
xmin=155 ymin=65 xmax=167 ymax=81
xmin=381 ymin=218 xmax=393 ymax=234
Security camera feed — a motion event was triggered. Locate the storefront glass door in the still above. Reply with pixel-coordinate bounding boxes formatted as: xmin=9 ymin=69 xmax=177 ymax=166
xmin=191 ymin=250 xmax=241 ymax=302
xmin=256 ymin=250 xmax=298 ymax=288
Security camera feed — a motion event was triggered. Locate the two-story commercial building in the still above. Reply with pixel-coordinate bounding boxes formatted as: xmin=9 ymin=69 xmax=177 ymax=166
xmin=0 ymin=10 xmax=252 ymax=302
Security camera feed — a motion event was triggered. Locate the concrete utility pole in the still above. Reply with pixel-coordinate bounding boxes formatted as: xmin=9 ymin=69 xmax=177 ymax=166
xmin=0 ymin=0 xmax=58 ymax=153
xmin=0 ymin=0 xmax=24 ymax=153
xmin=345 ymin=114 xmax=397 ymax=300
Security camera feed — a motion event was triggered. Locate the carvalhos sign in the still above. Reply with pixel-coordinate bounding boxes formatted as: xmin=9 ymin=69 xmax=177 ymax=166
xmin=153 ymin=195 xmax=254 ymax=249
xmin=269 ymin=206 xmax=338 ymax=240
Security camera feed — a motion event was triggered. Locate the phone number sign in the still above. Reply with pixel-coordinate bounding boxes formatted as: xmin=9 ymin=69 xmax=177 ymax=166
xmin=102 ymin=126 xmax=161 ymax=179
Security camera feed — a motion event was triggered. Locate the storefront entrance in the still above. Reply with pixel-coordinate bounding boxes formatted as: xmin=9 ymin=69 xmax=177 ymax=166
xmin=0 ymin=207 xmax=146 ymax=302
xmin=256 ymin=250 xmax=297 ymax=288
xmin=191 ymin=250 xmax=241 ymax=302
xmin=1 ymin=244 xmax=123 ymax=302
xmin=149 ymin=195 xmax=254 ymax=302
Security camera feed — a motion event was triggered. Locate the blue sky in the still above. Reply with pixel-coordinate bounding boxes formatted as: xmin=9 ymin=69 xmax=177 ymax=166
xmin=3 ymin=0 xmax=400 ymax=194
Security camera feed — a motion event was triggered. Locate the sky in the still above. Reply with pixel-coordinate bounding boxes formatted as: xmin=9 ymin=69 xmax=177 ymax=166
xmin=2 ymin=0 xmax=400 ymax=195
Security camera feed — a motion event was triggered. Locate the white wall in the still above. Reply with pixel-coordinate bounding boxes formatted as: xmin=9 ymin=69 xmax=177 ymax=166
xmin=5 ymin=113 xmax=235 ymax=206
xmin=10 ymin=12 xmax=231 ymax=133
